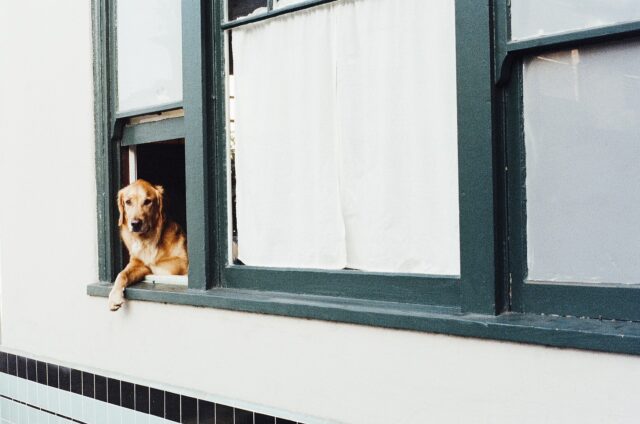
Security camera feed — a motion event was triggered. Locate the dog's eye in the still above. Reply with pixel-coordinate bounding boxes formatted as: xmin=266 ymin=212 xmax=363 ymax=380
xmin=125 ymin=199 xmax=132 ymax=206
xmin=143 ymin=198 xmax=152 ymax=206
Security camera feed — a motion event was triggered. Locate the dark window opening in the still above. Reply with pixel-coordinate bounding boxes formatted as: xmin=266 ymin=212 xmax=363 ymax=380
xmin=227 ymin=0 xmax=267 ymax=21
xmin=135 ymin=141 xmax=187 ymax=233
xmin=119 ymin=139 xmax=187 ymax=273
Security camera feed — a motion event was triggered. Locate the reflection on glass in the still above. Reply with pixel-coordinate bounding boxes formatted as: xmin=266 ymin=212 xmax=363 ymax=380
xmin=524 ymin=39 xmax=640 ymax=284
xmin=117 ymin=0 xmax=182 ymax=113
xmin=227 ymin=0 xmax=267 ymax=20
xmin=511 ymin=0 xmax=640 ymax=40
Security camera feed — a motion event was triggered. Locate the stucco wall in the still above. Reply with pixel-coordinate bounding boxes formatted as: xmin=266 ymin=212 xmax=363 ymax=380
xmin=1 ymin=2 xmax=640 ymax=423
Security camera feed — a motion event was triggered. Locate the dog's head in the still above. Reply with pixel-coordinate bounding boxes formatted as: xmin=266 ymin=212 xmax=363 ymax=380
xmin=117 ymin=179 xmax=164 ymax=235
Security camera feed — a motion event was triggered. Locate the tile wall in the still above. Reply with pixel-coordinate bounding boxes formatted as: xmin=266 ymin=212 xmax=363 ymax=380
xmin=0 ymin=352 xmax=302 ymax=424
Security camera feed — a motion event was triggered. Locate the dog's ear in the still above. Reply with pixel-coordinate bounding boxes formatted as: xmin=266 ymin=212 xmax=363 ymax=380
xmin=155 ymin=185 xmax=165 ymax=217
xmin=117 ymin=189 xmax=126 ymax=227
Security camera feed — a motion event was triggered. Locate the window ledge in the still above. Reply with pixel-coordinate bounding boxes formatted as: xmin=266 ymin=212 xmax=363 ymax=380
xmin=87 ymin=282 xmax=640 ymax=356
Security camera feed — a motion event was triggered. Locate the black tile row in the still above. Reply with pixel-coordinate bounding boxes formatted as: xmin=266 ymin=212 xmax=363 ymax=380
xmin=0 ymin=351 xmax=303 ymax=424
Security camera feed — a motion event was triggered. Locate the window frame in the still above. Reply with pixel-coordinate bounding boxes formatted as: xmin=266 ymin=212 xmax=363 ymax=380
xmin=92 ymin=0 xmax=212 ymax=289
xmin=88 ymin=0 xmax=640 ymax=356
xmin=495 ymin=0 xmax=640 ymax=322
xmin=217 ymin=0 xmax=499 ymax=312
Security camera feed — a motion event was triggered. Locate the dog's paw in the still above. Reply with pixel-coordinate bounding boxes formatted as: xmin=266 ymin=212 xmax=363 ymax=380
xmin=108 ymin=287 xmax=125 ymax=311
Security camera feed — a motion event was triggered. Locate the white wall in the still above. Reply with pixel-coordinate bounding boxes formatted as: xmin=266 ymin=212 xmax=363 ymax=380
xmin=1 ymin=2 xmax=640 ymax=424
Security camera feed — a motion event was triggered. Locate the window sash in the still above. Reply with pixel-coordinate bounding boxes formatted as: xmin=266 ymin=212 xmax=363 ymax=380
xmin=495 ymin=0 xmax=640 ymax=84
xmin=94 ymin=0 xmax=214 ymax=291
xmin=121 ymin=116 xmax=185 ymax=147
xmin=508 ymin=0 xmax=640 ymax=42
xmin=497 ymin=0 xmax=640 ymax=320
xmin=212 ymin=0 xmax=499 ymax=312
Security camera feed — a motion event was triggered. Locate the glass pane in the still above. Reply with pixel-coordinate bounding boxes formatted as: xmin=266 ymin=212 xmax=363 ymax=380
xmin=511 ymin=0 xmax=640 ymax=41
xmin=117 ymin=0 xmax=183 ymax=113
xmin=228 ymin=0 xmax=460 ymax=275
xmin=227 ymin=0 xmax=267 ymax=21
xmin=524 ymin=39 xmax=640 ymax=284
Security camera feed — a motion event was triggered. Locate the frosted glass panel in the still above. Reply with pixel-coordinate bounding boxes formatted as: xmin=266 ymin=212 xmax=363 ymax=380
xmin=117 ymin=0 xmax=183 ymax=113
xmin=511 ymin=0 xmax=640 ymax=41
xmin=524 ymin=39 xmax=640 ymax=284
xmin=231 ymin=0 xmax=460 ymax=275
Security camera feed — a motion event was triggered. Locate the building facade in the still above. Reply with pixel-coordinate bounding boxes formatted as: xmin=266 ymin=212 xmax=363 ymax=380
xmin=1 ymin=1 xmax=640 ymax=423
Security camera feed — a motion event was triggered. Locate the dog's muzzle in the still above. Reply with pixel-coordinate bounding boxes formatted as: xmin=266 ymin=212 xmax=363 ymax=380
xmin=130 ymin=220 xmax=144 ymax=233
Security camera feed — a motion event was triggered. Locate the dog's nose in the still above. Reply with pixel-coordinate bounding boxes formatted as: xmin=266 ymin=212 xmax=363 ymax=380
xmin=130 ymin=220 xmax=143 ymax=232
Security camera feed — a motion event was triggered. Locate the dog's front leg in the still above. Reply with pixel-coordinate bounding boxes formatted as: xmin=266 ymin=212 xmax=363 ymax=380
xmin=108 ymin=259 xmax=151 ymax=311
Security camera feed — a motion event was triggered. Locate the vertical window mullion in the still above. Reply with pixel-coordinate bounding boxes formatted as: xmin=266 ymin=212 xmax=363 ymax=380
xmin=456 ymin=0 xmax=502 ymax=314
xmin=105 ymin=0 xmax=125 ymax=282
xmin=213 ymin=0 xmax=228 ymax=287
xmin=183 ymin=0 xmax=215 ymax=290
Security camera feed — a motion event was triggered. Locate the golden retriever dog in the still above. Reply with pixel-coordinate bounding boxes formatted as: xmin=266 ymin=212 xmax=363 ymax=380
xmin=108 ymin=179 xmax=188 ymax=311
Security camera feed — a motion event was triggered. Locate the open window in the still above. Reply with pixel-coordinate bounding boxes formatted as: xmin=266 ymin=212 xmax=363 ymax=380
xmin=119 ymin=111 xmax=188 ymax=286
xmin=112 ymin=0 xmax=188 ymax=286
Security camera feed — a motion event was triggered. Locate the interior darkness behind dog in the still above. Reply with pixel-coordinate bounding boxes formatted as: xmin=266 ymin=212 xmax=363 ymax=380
xmin=136 ymin=141 xmax=187 ymax=233
xmin=228 ymin=0 xmax=267 ymax=20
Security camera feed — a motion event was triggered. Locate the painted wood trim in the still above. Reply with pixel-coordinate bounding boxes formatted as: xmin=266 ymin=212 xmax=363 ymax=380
xmin=183 ymin=0 xmax=218 ymax=290
xmin=522 ymin=283 xmax=640 ymax=321
xmin=223 ymin=266 xmax=460 ymax=306
xmin=507 ymin=20 xmax=640 ymax=55
xmin=86 ymin=282 xmax=640 ymax=356
xmin=456 ymin=0 xmax=501 ymax=314
xmin=121 ymin=117 xmax=185 ymax=146
xmin=495 ymin=7 xmax=640 ymax=86
xmin=92 ymin=0 xmax=121 ymax=282
xmin=115 ymin=101 xmax=184 ymax=119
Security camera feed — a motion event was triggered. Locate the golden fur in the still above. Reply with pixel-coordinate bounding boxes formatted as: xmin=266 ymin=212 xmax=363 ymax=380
xmin=108 ymin=179 xmax=188 ymax=311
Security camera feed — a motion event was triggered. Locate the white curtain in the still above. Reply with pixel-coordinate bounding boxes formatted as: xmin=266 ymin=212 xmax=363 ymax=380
xmin=233 ymin=0 xmax=460 ymax=275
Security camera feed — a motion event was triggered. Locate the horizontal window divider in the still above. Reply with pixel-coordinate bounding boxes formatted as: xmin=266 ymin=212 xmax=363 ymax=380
xmin=222 ymin=0 xmax=339 ymax=30
xmin=507 ymin=20 xmax=640 ymax=55
xmin=227 ymin=264 xmax=459 ymax=281
xmin=121 ymin=116 xmax=185 ymax=146
xmin=223 ymin=265 xmax=461 ymax=306
xmin=527 ymin=280 xmax=640 ymax=289
xmin=521 ymin=283 xmax=640 ymax=322
xmin=115 ymin=101 xmax=184 ymax=120
xmin=86 ymin=282 xmax=640 ymax=356
xmin=496 ymin=20 xmax=640 ymax=86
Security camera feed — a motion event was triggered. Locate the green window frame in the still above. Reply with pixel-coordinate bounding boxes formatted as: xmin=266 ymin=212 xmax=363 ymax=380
xmin=92 ymin=0 xmax=190 ymax=286
xmin=495 ymin=0 xmax=640 ymax=322
xmin=219 ymin=0 xmax=493 ymax=309
xmin=89 ymin=0 xmax=640 ymax=355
